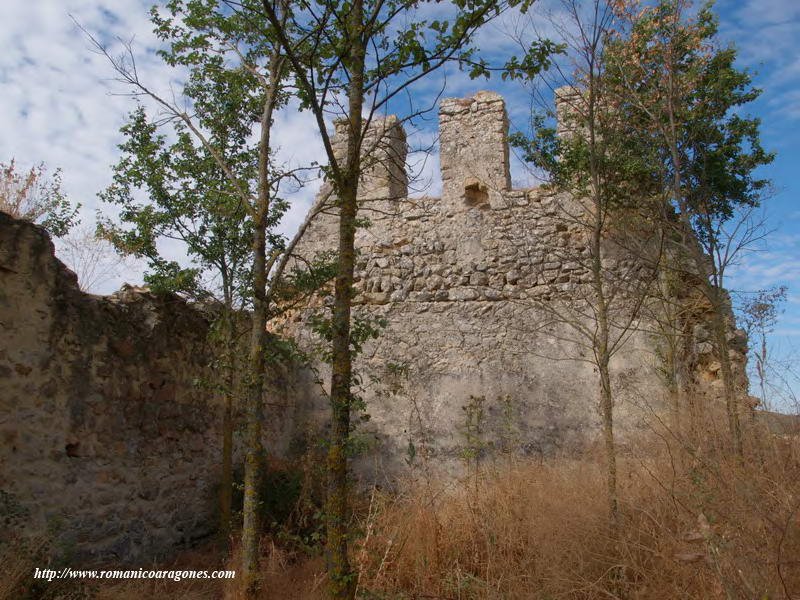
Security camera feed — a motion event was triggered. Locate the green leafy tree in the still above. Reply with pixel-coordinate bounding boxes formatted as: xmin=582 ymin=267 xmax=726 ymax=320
xmin=256 ymin=1 xmax=550 ymax=597
xmin=86 ymin=3 xmax=332 ymax=592
xmin=603 ymin=0 xmax=774 ymax=453
xmin=100 ymin=105 xmax=258 ymax=301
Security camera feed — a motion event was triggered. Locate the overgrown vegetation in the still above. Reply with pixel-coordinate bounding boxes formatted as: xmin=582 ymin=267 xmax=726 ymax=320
xmin=0 ymin=159 xmax=79 ymax=238
xmin=8 ymin=407 xmax=796 ymax=599
xmin=354 ymin=426 xmax=800 ymax=599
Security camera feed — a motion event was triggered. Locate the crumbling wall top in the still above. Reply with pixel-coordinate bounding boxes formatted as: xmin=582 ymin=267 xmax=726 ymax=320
xmin=439 ymin=91 xmax=511 ymax=211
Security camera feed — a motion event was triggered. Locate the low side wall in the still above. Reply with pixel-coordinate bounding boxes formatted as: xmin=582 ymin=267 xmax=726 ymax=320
xmin=0 ymin=213 xmax=298 ymax=561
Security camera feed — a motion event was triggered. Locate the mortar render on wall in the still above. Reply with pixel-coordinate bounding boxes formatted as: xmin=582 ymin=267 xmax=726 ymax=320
xmin=0 ymin=212 xmax=301 ymax=561
xmin=284 ymin=90 xmax=749 ymax=482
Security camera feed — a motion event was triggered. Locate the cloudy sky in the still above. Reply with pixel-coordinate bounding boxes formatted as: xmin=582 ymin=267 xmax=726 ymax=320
xmin=2 ymin=0 xmax=799 ymax=404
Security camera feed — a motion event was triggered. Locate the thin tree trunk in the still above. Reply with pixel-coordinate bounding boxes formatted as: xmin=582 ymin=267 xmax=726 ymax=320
xmin=685 ymin=234 xmax=742 ymax=454
xmin=599 ymin=361 xmax=618 ymax=523
xmin=221 ymin=386 xmax=234 ymax=533
xmin=326 ymin=185 xmax=357 ymax=598
xmin=586 ymin=65 xmax=618 ymax=527
xmin=664 ymin=78 xmax=743 ymax=455
xmin=242 ymin=216 xmax=267 ymax=596
xmin=758 ymin=336 xmax=767 ymax=410
xmin=591 ymin=212 xmax=618 ymax=526
xmin=676 ymin=311 xmax=695 ymax=432
xmin=220 ymin=309 xmax=235 ymax=537
xmin=660 ymin=271 xmax=684 ymax=433
xmin=326 ymin=1 xmax=365 ymax=597
xmin=242 ymin=46 xmax=283 ymax=598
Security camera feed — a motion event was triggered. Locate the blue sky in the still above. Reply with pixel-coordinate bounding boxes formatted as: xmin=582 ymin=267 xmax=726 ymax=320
xmin=715 ymin=0 xmax=800 ymax=408
xmin=1 ymin=0 xmax=798 ymax=407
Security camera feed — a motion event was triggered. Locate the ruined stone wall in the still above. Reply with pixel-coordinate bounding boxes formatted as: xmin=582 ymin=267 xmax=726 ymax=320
xmin=0 ymin=91 xmax=749 ymax=562
xmin=285 ymin=91 xmax=689 ymax=481
xmin=0 ymin=213 xmax=299 ymax=561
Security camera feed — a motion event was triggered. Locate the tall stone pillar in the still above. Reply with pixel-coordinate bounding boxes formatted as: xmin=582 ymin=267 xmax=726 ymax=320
xmin=554 ymin=86 xmax=584 ymax=139
xmin=302 ymin=115 xmax=408 ymax=255
xmin=439 ymin=91 xmax=511 ymax=210
xmin=330 ymin=115 xmax=408 ymax=202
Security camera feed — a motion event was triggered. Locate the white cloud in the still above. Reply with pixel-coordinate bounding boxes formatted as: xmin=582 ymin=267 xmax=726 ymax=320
xmin=0 ymin=0 xmax=544 ymax=295
xmin=717 ymin=0 xmax=800 ymax=118
xmin=730 ymin=0 xmax=800 ymax=28
xmin=0 ymin=0 xmax=328 ymax=294
xmin=3 ymin=1 xmax=796 ymax=299
xmin=0 ymin=0 xmax=173 ymax=292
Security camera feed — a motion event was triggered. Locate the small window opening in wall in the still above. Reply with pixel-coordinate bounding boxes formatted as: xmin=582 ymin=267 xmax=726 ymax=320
xmin=464 ymin=178 xmax=489 ymax=207
xmin=66 ymin=442 xmax=80 ymax=457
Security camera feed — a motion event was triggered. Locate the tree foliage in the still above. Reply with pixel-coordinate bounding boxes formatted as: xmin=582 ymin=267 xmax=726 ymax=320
xmin=98 ymin=0 xmax=301 ymax=303
xmin=0 ymin=159 xmax=79 ymax=238
xmin=602 ymin=0 xmax=774 ymax=453
xmin=603 ymin=0 xmax=773 ymax=239
xmin=100 ymin=105 xmax=264 ymax=301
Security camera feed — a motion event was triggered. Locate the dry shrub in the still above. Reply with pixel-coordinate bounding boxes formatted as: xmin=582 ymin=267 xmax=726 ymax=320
xmin=353 ymin=417 xmax=800 ymax=600
xmin=256 ymin=544 xmax=327 ymax=600
xmin=91 ymin=538 xmax=327 ymax=600
xmin=0 ymin=535 xmax=50 ymax=600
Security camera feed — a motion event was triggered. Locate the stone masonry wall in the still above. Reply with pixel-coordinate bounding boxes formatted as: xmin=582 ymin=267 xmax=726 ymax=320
xmin=289 ymin=203 xmax=663 ymax=480
xmin=285 ymin=91 xmax=694 ymax=481
xmin=0 ymin=213 xmax=299 ymax=561
xmin=0 ymin=90 xmax=749 ymax=561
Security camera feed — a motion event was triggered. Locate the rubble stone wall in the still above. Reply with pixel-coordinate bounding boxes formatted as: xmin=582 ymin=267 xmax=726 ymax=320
xmin=285 ymin=91 xmax=707 ymax=481
xmin=290 ymin=92 xmax=663 ymax=480
xmin=0 ymin=90 xmax=748 ymax=561
xmin=0 ymin=213 xmax=298 ymax=561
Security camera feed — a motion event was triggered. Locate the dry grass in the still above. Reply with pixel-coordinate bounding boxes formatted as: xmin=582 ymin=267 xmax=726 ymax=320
xmin=4 ymin=414 xmax=798 ymax=600
xmin=353 ymin=420 xmax=800 ymax=600
xmin=91 ymin=541 xmax=328 ymax=600
xmin=0 ymin=535 xmax=50 ymax=600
